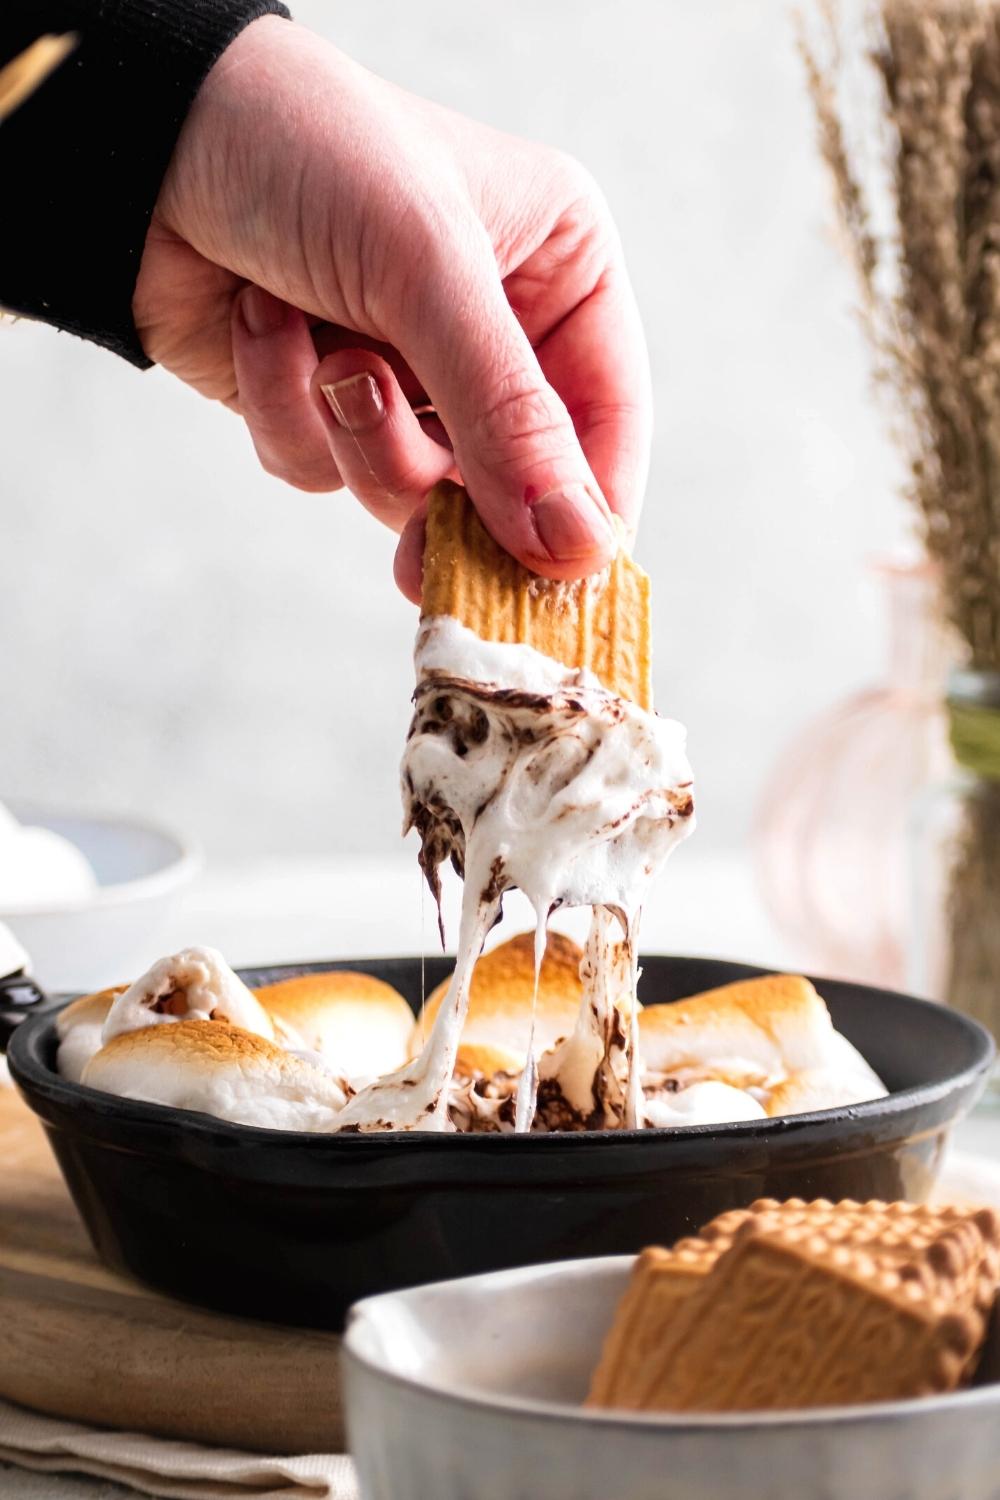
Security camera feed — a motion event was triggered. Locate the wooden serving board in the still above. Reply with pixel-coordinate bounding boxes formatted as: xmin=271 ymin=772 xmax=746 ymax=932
xmin=0 ymin=1086 xmax=345 ymax=1455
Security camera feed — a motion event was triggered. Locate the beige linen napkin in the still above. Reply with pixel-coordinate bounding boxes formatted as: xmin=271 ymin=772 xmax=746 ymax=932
xmin=0 ymin=1399 xmax=359 ymax=1500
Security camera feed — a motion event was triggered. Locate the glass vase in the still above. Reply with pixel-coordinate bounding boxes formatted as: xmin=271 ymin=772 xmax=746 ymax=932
xmin=910 ymin=669 xmax=1000 ymax=1102
xmin=754 ymin=561 xmax=949 ymax=988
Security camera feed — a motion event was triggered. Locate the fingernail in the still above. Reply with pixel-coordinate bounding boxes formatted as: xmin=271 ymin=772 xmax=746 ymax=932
xmin=320 ymin=374 xmax=385 ymax=435
xmin=531 ymin=485 xmax=615 ymax=562
xmin=240 ymin=285 xmax=287 ymax=337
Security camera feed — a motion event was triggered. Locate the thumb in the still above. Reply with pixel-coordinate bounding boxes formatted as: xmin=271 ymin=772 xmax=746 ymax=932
xmin=397 ymin=253 xmax=616 ymax=579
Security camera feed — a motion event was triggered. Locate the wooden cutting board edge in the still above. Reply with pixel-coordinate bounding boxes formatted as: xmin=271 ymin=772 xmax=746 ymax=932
xmin=0 ymin=1085 xmax=345 ymax=1455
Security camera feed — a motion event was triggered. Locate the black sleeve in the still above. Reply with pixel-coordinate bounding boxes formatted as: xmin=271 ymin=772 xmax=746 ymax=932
xmin=0 ymin=0 xmax=290 ymax=369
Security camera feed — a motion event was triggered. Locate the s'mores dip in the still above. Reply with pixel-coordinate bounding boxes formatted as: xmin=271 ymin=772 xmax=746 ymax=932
xmin=61 ymin=934 xmax=886 ymax=1134
xmin=334 ymin=481 xmax=696 ymax=1133
xmin=60 ymin=486 xmax=887 ymax=1136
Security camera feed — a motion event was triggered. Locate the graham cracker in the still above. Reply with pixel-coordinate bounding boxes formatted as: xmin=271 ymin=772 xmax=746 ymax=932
xmin=589 ymin=1199 xmax=1000 ymax=1412
xmin=421 ymin=481 xmax=652 ymax=708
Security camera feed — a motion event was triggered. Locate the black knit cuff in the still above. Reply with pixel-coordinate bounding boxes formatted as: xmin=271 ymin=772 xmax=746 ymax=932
xmin=0 ymin=0 xmax=290 ymax=368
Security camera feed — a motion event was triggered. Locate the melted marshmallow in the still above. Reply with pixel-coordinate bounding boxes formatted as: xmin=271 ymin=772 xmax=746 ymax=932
xmin=536 ymin=908 xmax=637 ymax=1130
xmin=643 ymin=1081 xmax=767 ymax=1128
xmin=332 ymin=617 xmax=695 ymax=1133
xmin=102 ymin=946 xmax=281 ymax=1046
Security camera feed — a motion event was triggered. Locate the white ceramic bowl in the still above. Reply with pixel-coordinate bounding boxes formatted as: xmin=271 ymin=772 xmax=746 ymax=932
xmin=0 ymin=806 xmax=200 ymax=991
xmin=343 ymin=1253 xmax=1000 ymax=1500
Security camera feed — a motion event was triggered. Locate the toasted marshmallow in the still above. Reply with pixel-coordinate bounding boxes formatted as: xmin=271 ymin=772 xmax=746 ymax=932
xmin=763 ymin=1067 xmax=885 ymax=1118
xmin=82 ymin=1020 xmax=348 ymax=1130
xmin=639 ymin=974 xmax=885 ymax=1116
xmin=455 ymin=1041 xmax=525 ymax=1078
xmin=410 ymin=931 xmax=588 ymax=1074
xmin=102 ymin=947 xmax=277 ymax=1047
xmin=55 ymin=986 xmax=126 ymax=1083
xmin=642 ymin=1081 xmax=768 ymax=1128
xmin=255 ymin=971 xmax=414 ymax=1084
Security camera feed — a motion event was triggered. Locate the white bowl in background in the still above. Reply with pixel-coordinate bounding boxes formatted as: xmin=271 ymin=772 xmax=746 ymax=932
xmin=343 ymin=1251 xmax=1000 ymax=1500
xmin=1 ymin=805 xmax=201 ymax=992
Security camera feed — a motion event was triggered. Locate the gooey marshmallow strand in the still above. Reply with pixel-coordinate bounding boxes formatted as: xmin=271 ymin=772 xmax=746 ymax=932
xmin=331 ymin=616 xmax=697 ymax=1133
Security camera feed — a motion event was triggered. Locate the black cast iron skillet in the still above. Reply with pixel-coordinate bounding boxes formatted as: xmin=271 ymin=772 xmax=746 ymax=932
xmin=2 ymin=955 xmax=994 ymax=1331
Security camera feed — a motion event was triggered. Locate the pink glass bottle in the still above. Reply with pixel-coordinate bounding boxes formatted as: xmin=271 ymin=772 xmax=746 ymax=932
xmin=753 ymin=561 xmax=949 ymax=989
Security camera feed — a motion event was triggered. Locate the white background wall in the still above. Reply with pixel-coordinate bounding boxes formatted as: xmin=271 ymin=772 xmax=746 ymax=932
xmin=0 ymin=0 xmax=909 ymax=862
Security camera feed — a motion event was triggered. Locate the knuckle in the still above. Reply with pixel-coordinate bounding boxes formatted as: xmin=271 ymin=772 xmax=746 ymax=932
xmin=549 ymin=149 xmax=604 ymax=212
xmin=471 ymin=372 xmax=572 ymax=471
xmin=251 ymin=437 xmax=342 ymax=494
xmin=545 ymin=150 xmax=614 ymax=244
xmin=380 ymin=194 xmax=479 ymax=297
xmin=571 ymin=395 xmax=644 ymax=431
xmin=549 ymin=147 xmax=595 ymax=194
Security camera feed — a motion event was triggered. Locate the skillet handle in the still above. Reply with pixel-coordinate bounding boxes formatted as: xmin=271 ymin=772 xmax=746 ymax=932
xmin=0 ymin=970 xmax=56 ymax=1054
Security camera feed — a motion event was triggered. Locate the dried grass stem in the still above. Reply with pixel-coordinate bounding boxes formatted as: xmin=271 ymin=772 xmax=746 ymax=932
xmin=801 ymin=0 xmax=1000 ymax=664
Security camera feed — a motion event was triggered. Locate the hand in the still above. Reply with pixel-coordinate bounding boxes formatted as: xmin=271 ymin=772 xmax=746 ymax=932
xmin=133 ymin=16 xmax=651 ymax=600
